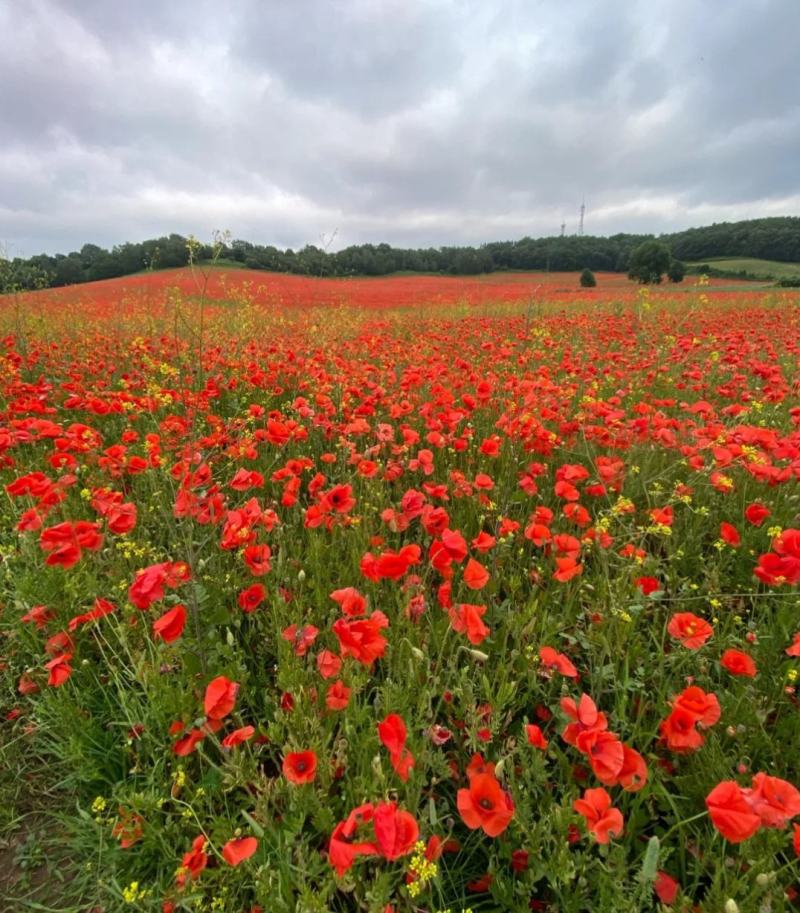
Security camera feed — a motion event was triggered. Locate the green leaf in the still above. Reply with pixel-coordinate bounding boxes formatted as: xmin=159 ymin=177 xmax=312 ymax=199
xmin=241 ymin=809 xmax=265 ymax=838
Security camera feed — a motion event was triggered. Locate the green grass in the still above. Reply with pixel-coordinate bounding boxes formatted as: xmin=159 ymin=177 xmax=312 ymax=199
xmin=129 ymin=258 xmax=247 ymax=277
xmin=686 ymin=257 xmax=800 ymax=280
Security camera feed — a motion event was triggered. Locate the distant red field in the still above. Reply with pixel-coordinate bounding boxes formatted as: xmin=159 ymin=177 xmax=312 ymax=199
xmin=3 ymin=266 xmax=760 ymax=321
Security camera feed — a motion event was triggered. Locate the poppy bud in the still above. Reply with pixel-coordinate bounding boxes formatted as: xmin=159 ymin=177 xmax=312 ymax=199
xmin=725 ymin=901 xmax=740 ymax=913
xmin=466 ymin=649 xmax=489 ymax=662
xmin=298 ymin=569 xmax=306 ymax=582
xmin=410 ymin=646 xmax=425 ymax=661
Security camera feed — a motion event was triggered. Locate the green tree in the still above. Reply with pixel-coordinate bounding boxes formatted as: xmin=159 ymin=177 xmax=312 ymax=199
xmin=667 ymin=259 xmax=686 ymax=283
xmin=579 ymin=268 xmax=596 ymax=287
xmin=628 ymin=241 xmax=671 ymax=284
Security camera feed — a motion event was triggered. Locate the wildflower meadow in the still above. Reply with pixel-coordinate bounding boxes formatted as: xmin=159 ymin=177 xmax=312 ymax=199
xmin=1 ymin=266 xmax=799 ymax=913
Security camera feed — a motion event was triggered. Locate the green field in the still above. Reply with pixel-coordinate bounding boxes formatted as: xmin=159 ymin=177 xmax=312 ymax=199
xmin=687 ymin=256 xmax=800 ymax=280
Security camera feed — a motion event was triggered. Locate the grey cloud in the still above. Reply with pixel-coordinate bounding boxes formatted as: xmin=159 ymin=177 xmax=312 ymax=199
xmin=0 ymin=0 xmax=798 ymax=256
xmin=233 ymin=0 xmax=462 ymax=118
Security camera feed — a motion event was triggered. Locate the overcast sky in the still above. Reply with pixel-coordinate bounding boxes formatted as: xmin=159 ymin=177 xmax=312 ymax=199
xmin=1 ymin=0 xmax=799 ymax=256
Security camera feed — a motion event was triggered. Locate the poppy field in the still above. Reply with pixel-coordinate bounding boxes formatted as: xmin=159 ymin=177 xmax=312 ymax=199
xmin=1 ymin=268 xmax=800 ymax=913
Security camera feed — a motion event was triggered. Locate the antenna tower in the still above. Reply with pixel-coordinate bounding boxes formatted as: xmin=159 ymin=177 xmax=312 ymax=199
xmin=578 ymin=198 xmax=585 ymax=236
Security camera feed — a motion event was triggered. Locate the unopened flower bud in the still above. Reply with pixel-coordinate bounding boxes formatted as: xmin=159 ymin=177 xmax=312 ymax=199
xmin=466 ymin=649 xmax=489 ymax=662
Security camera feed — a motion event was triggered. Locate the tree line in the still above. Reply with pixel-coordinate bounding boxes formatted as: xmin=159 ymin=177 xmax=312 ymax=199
xmin=2 ymin=216 xmax=798 ymax=292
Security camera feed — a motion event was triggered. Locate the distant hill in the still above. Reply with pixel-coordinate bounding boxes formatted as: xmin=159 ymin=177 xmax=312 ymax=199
xmin=3 ymin=216 xmax=800 ymax=292
xmin=685 ymin=256 xmax=800 ymax=281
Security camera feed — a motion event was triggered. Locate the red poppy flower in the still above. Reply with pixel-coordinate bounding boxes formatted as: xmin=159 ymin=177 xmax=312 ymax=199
xmin=328 ymin=803 xmax=379 ymax=876
xmin=649 ymin=506 xmax=674 ymax=527
xmin=554 ymin=480 xmax=580 ymax=501
xmin=744 ymin=502 xmax=770 ymax=526
xmin=573 ymin=787 xmax=624 ymax=844
xmin=561 ymin=693 xmax=608 ymax=747
xmin=204 ymin=676 xmax=239 ymax=720
xmin=18 ymin=673 xmax=39 ymax=695
xmin=152 ymin=604 xmax=187 ymax=644
xmin=471 ymin=531 xmax=496 ymax=552
xmin=673 ymin=685 xmax=721 ymax=728
xmin=720 ymin=522 xmax=741 ymax=547
xmin=106 ymin=502 xmax=137 ymax=534
xmin=243 ymin=543 xmax=271 ymax=575
xmin=221 ymin=726 xmax=255 ymax=749
xmin=172 ymin=727 xmax=205 ymax=756
xmin=179 ymin=835 xmax=208 ymax=882
xmin=128 ymin=561 xmax=190 ymax=609
xmin=754 ymin=529 xmax=800 ymax=585
xmin=659 ymin=707 xmax=704 ymax=753
xmin=585 ymin=731 xmax=625 ymax=784
xmin=111 ymin=808 xmax=144 ymax=849
xmin=222 ymin=836 xmax=258 ymax=866
xmin=525 ymin=724 xmax=549 ymax=750
xmin=746 ymin=772 xmax=800 ymax=828
xmin=539 ymin=646 xmax=578 ymax=679
xmin=45 ymin=653 xmax=73 ymax=687
xmin=283 ymin=750 xmax=317 ymax=784
xmin=332 ymin=612 xmax=389 ymax=666
xmin=281 ymin=623 xmax=319 ymax=656
xmin=39 ymin=520 xmax=103 ymax=569
xmin=667 ymin=613 xmax=713 ymax=649
xmin=377 ymin=713 xmax=408 ymax=757
xmin=456 ymin=771 xmax=515 ymax=837
xmin=68 ymin=597 xmax=116 ymax=631
xmin=634 ymin=576 xmax=661 ymax=595
xmin=238 ymin=583 xmax=266 ymax=613
xmin=373 ymin=801 xmax=419 ymax=860
xmin=524 ymin=521 xmax=552 ymax=546
xmin=705 ymin=781 xmax=761 ymax=843
xmin=229 ymin=468 xmax=264 ymax=491
xmin=325 ymin=680 xmax=351 ymax=710
xmin=553 ymin=556 xmax=583 ymax=582
xmin=378 ymin=714 xmax=415 ymax=781
xmin=785 ymin=632 xmax=800 ymax=657
xmin=449 ymin=603 xmax=490 ymax=645
xmin=429 ymin=724 xmax=452 ymax=745
xmin=361 ymin=544 xmax=421 ymax=581
xmin=654 ymin=871 xmax=679 ymax=905
xmin=330 ymin=586 xmax=367 ymax=616
xmin=22 ymin=604 xmax=54 ymax=629
xmin=317 ymin=650 xmax=342 ymax=679
xmin=616 ymin=745 xmax=648 ymax=792
xmin=463 ymin=558 xmax=489 ymax=590
xmin=721 ymin=649 xmax=757 ymax=677
xmin=45 ymin=631 xmax=73 ymax=656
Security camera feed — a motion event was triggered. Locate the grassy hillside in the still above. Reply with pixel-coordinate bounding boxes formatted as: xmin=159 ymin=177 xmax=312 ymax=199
xmin=687 ymin=257 xmax=800 ymax=280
